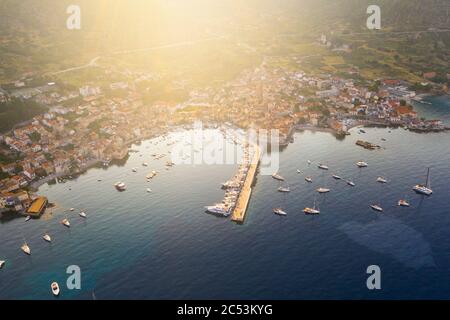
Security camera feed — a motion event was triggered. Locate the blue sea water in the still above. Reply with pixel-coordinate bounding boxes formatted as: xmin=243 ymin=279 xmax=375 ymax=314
xmin=1 ymin=97 xmax=450 ymax=300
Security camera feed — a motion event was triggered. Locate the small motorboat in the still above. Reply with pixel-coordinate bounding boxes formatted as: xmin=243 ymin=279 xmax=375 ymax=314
xmin=377 ymin=176 xmax=388 ymax=184
xmin=273 ymin=208 xmax=287 ymax=216
xmin=370 ymin=204 xmax=383 ymax=212
xmin=332 ymin=175 xmax=342 ymax=180
xmin=25 ymin=216 xmax=31 ymax=222
xmin=43 ymin=234 xmax=52 ymax=243
xmin=21 ymin=242 xmax=31 ymax=255
xmin=307 ymin=160 xmax=312 ymax=165
xmin=272 ymin=173 xmax=285 ymax=181
xmin=70 ymin=208 xmax=75 ymax=212
xmin=61 ymin=218 xmax=70 ymax=228
xmin=305 ymin=177 xmax=313 ymax=183
xmin=278 ymin=187 xmax=291 ymax=193
xmin=51 ymin=282 xmax=60 ymax=297
xmin=356 ymin=161 xmax=368 ymax=168
xmin=316 ymin=188 xmax=331 ymax=194
xmin=347 ymin=180 xmax=356 ymax=187
xmin=296 ymin=169 xmax=302 ymax=174
xmin=132 ymin=167 xmax=137 ymax=172
xmin=398 ymin=199 xmax=410 ymax=207
xmin=79 ymin=211 xmax=87 ymax=218
xmin=147 ymin=188 xmax=152 ymax=193
xmin=0 ymin=260 xmax=5 ymax=269
xmin=318 ymin=164 xmax=329 ymax=170
xmin=142 ymin=162 xmax=149 ymax=167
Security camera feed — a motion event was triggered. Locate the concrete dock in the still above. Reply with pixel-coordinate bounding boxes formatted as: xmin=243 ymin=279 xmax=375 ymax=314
xmin=231 ymin=145 xmax=261 ymax=223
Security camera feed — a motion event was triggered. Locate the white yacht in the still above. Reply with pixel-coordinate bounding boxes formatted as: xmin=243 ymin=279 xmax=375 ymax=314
xmin=21 ymin=242 xmax=31 ymax=255
xmin=413 ymin=168 xmax=433 ymax=196
xmin=346 ymin=180 xmax=356 ymax=187
xmin=272 ymin=173 xmax=285 ymax=181
xmin=51 ymin=282 xmax=60 ymax=297
xmin=356 ymin=161 xmax=368 ymax=168
xmin=147 ymin=188 xmax=152 ymax=193
xmin=377 ymin=176 xmax=388 ymax=183
xmin=273 ymin=208 xmax=287 ymax=216
xmin=114 ymin=182 xmax=127 ymax=191
xmin=398 ymin=199 xmax=410 ymax=207
xmin=303 ymin=206 xmax=320 ymax=215
xmin=132 ymin=167 xmax=137 ymax=172
xmin=316 ymin=187 xmax=331 ymax=194
xmin=61 ymin=218 xmax=70 ymax=228
xmin=318 ymin=164 xmax=329 ymax=170
xmin=79 ymin=211 xmax=87 ymax=218
xmin=278 ymin=186 xmax=291 ymax=193
xmin=370 ymin=204 xmax=383 ymax=212
xmin=43 ymin=234 xmax=52 ymax=243
xmin=305 ymin=177 xmax=313 ymax=183
xmin=0 ymin=260 xmax=5 ymax=269
xmin=205 ymin=204 xmax=230 ymax=217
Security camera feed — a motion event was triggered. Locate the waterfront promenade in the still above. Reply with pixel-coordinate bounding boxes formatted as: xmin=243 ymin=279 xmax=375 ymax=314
xmin=231 ymin=145 xmax=261 ymax=223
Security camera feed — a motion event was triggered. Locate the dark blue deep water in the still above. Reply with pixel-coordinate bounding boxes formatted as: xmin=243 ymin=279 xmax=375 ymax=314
xmin=1 ymin=96 xmax=450 ymax=300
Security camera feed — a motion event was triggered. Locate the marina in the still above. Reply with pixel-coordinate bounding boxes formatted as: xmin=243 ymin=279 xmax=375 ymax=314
xmin=230 ymin=144 xmax=261 ymax=223
xmin=1 ymin=127 xmax=449 ymax=299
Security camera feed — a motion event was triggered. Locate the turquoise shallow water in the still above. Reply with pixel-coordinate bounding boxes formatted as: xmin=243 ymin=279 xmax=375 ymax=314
xmin=1 ymin=97 xmax=450 ymax=300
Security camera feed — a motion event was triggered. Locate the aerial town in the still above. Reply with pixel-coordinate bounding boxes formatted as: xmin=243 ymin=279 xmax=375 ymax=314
xmin=0 ymin=64 xmax=446 ymax=216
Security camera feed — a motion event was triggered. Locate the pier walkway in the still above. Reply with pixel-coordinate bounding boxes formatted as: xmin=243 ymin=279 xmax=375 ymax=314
xmin=231 ymin=145 xmax=261 ymax=223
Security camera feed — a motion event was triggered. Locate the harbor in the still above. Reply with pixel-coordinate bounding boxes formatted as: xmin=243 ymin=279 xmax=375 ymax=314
xmin=205 ymin=140 xmax=261 ymax=223
xmin=231 ymin=145 xmax=261 ymax=223
xmin=0 ymin=126 xmax=449 ymax=299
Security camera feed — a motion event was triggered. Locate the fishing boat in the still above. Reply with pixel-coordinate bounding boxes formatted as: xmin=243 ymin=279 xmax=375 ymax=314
xmin=0 ymin=260 xmax=5 ymax=269
xmin=356 ymin=161 xmax=368 ymax=168
xmin=273 ymin=208 xmax=287 ymax=216
xmin=318 ymin=164 xmax=329 ymax=170
xmin=413 ymin=168 xmax=433 ymax=196
xmin=272 ymin=173 xmax=285 ymax=181
xmin=332 ymin=174 xmax=342 ymax=180
xmin=51 ymin=282 xmax=60 ymax=297
xmin=376 ymin=176 xmax=388 ymax=184
xmin=398 ymin=199 xmax=410 ymax=207
xmin=316 ymin=187 xmax=331 ymax=194
xmin=21 ymin=242 xmax=31 ymax=255
xmin=79 ymin=211 xmax=87 ymax=218
xmin=61 ymin=218 xmax=70 ymax=228
xmin=370 ymin=204 xmax=383 ymax=212
xmin=43 ymin=234 xmax=52 ymax=243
